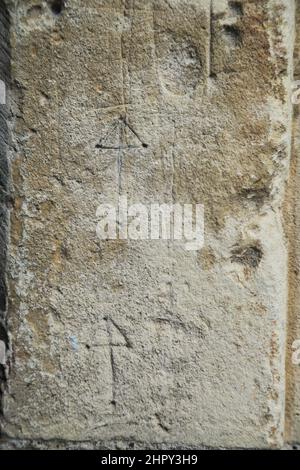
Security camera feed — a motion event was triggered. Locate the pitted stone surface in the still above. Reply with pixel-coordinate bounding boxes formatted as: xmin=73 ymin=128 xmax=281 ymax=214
xmin=0 ymin=0 xmax=296 ymax=448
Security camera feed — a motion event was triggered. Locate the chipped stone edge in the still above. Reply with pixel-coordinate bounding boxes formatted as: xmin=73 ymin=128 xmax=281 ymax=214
xmin=0 ymin=436 xmax=299 ymax=450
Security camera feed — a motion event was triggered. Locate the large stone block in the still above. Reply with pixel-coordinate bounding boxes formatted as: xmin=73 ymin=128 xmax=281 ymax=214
xmin=0 ymin=0 xmax=296 ymax=448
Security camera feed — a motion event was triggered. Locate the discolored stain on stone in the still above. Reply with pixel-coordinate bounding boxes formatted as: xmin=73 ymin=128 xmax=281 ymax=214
xmin=197 ymin=247 xmax=217 ymax=271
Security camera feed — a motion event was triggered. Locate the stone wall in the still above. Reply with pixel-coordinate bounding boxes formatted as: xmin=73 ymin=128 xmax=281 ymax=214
xmin=0 ymin=0 xmax=299 ymax=449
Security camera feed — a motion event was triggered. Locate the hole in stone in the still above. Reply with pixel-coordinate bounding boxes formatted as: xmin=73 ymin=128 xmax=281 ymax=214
xmin=231 ymin=244 xmax=263 ymax=268
xmin=142 ymin=143 xmax=148 ymax=148
xmin=27 ymin=5 xmax=43 ymax=19
xmin=223 ymin=25 xmax=242 ymax=48
xmin=48 ymin=0 xmax=65 ymax=15
xmin=229 ymin=1 xmax=244 ymax=16
xmin=85 ymin=344 xmax=90 ymax=350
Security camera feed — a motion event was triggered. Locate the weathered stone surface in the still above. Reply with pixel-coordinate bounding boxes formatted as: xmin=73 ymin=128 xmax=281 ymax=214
xmin=0 ymin=0 xmax=296 ymax=448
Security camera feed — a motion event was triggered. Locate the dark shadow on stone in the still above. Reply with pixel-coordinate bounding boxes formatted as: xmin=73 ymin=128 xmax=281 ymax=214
xmin=229 ymin=1 xmax=244 ymax=17
xmin=0 ymin=0 xmax=10 ymax=421
xmin=231 ymin=244 xmax=263 ymax=269
xmin=223 ymin=24 xmax=242 ymax=48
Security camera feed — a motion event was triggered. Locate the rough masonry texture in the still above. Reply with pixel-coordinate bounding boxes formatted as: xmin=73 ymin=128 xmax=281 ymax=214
xmin=0 ymin=0 xmax=299 ymax=449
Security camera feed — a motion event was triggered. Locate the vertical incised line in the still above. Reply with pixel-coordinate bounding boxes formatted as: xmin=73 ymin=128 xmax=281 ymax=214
xmin=208 ymin=0 xmax=214 ymax=78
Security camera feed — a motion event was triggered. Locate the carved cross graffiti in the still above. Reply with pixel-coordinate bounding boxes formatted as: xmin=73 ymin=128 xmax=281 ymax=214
xmin=95 ymin=116 xmax=148 ymax=193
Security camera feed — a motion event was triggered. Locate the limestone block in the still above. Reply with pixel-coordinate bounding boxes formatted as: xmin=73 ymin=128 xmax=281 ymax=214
xmin=0 ymin=0 xmax=295 ymax=448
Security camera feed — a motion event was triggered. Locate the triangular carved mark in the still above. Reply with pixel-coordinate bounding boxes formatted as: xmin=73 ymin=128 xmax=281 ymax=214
xmin=96 ymin=116 xmax=148 ymax=150
xmin=104 ymin=316 xmax=132 ymax=348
